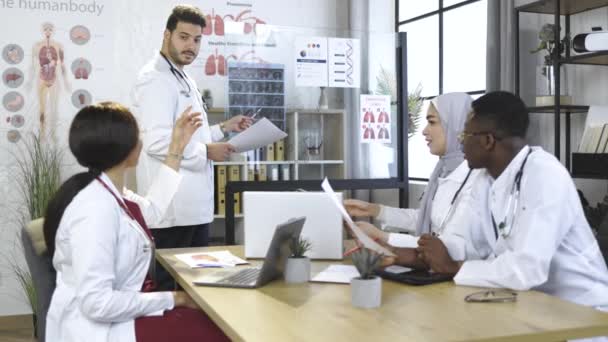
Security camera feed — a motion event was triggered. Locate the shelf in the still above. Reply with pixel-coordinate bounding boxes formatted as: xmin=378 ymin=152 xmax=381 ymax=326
xmin=215 ymin=161 xmax=296 ymax=166
xmin=516 ymin=0 xmax=608 ymax=15
xmin=230 ymin=105 xmax=284 ymax=109
xmin=214 ymin=214 xmax=244 ymax=219
xmin=527 ymin=105 xmax=589 ymax=113
xmin=287 ymin=109 xmax=346 ymax=115
xmin=561 ymin=51 xmax=608 ymax=66
xmin=572 ymin=153 xmax=608 ymax=179
xmin=229 ymin=92 xmax=284 ymax=96
xmin=229 ymin=79 xmax=283 ymax=83
xmin=297 ymin=160 xmax=345 ymax=165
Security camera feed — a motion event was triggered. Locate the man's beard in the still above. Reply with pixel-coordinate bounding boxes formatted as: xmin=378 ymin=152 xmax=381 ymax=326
xmin=168 ymin=42 xmax=197 ymax=67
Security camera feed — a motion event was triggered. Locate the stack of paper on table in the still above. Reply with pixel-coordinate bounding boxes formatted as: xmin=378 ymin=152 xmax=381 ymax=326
xmin=311 ymin=265 xmax=360 ymax=284
xmin=175 ymin=250 xmax=249 ymax=268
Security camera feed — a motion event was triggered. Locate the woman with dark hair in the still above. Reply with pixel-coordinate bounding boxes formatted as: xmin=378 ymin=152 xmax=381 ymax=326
xmin=44 ymin=102 xmax=229 ymax=341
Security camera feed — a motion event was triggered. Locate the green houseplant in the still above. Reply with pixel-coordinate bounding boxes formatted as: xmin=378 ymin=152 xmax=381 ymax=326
xmin=350 ymin=248 xmax=383 ymax=308
xmin=375 ymin=65 xmax=423 ymax=139
xmin=6 ymin=133 xmax=62 ymax=337
xmin=284 ymin=236 xmax=312 ymax=283
xmin=530 ymin=23 xmax=571 ymax=105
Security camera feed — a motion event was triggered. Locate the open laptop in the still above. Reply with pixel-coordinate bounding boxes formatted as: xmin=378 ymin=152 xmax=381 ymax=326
xmin=193 ymin=217 xmax=305 ymax=289
xmin=244 ymin=192 xmax=343 ymax=259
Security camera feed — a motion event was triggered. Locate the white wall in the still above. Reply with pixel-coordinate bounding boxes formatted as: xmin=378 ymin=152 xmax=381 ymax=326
xmin=0 ymin=0 xmax=352 ymax=317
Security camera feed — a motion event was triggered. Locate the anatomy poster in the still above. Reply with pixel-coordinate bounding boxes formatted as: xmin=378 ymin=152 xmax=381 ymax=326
xmin=360 ymin=95 xmax=391 ymax=144
xmin=294 ymin=36 xmax=328 ymax=87
xmin=328 ymin=38 xmax=360 ymax=88
xmin=0 ymin=0 xmax=113 ymax=147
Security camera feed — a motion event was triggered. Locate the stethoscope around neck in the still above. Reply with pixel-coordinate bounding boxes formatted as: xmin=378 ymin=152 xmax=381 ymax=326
xmin=160 ymin=52 xmax=192 ymax=98
xmin=491 ymin=147 xmax=534 ymax=240
xmin=433 ymin=168 xmax=473 ymax=235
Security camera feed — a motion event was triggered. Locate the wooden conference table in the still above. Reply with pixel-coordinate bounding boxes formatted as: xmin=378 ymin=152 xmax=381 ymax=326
xmin=157 ymin=246 xmax=608 ymax=342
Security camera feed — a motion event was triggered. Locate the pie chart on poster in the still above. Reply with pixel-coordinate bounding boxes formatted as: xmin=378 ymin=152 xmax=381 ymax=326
xmin=71 ymin=89 xmax=92 ymax=108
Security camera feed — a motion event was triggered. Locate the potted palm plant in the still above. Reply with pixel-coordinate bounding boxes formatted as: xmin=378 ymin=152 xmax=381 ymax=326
xmin=351 ymin=248 xmax=383 ymax=308
xmin=284 ymin=236 xmax=312 ymax=283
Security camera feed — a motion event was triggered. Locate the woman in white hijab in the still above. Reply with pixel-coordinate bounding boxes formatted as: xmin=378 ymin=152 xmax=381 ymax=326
xmin=345 ymin=92 xmax=492 ymax=262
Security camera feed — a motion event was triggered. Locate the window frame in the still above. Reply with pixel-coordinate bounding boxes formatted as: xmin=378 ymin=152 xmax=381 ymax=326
xmin=395 ymin=0 xmax=486 ymax=181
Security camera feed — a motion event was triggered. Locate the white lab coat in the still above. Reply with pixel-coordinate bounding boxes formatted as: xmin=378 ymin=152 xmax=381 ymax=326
xmin=132 ymin=53 xmax=224 ymax=228
xmin=455 ymin=146 xmax=608 ymax=309
xmin=377 ymin=160 xmax=493 ymax=261
xmin=46 ymin=165 xmax=182 ymax=342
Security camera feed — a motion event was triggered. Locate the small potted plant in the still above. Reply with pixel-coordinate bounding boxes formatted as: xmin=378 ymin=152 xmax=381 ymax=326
xmin=284 ymin=236 xmax=312 ymax=283
xmin=351 ymin=248 xmax=383 ymax=308
xmin=530 ymin=23 xmax=571 ymax=105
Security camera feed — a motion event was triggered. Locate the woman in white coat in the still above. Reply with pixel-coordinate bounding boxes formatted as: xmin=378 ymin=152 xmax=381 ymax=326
xmin=345 ymin=92 xmax=492 ymax=264
xmin=43 ymin=102 xmax=229 ymax=342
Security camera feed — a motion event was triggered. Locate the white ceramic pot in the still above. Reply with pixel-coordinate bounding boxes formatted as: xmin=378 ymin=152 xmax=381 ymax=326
xmin=284 ymin=257 xmax=310 ymax=283
xmin=351 ymin=276 xmax=382 ymax=308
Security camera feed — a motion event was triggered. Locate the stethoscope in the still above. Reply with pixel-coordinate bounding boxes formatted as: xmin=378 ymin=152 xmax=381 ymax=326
xmin=160 ymin=52 xmax=191 ymax=98
xmin=433 ymin=168 xmax=473 ymax=235
xmin=491 ymin=147 xmax=533 ymax=240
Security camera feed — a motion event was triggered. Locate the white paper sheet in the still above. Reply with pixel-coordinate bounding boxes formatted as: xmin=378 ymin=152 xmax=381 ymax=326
xmin=175 ymin=250 xmax=249 ymax=268
xmin=310 ymin=265 xmax=360 ymax=284
xmin=227 ymin=117 xmax=288 ymax=153
xmin=384 ymin=265 xmax=412 ymax=274
xmin=321 ymin=178 xmax=396 ymax=257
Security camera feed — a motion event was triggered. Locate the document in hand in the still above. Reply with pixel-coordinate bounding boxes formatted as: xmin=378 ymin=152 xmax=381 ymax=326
xmin=321 ymin=178 xmax=396 ymax=257
xmin=175 ymin=250 xmax=249 ymax=268
xmin=227 ymin=117 xmax=288 ymax=153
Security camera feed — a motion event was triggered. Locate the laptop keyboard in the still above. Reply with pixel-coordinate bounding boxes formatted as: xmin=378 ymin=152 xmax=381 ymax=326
xmin=218 ymin=268 xmax=261 ymax=286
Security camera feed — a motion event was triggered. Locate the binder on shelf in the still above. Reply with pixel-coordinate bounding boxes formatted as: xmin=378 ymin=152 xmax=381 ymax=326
xmin=281 ymin=164 xmax=290 ymax=180
xmin=275 ymin=139 xmax=285 ymax=161
xmin=216 ymin=165 xmax=227 ymax=215
xmin=257 ymin=165 xmax=268 ymax=181
xmin=269 ymin=165 xmax=279 ymax=180
xmin=247 ymin=165 xmax=255 ymax=181
xmin=228 ymin=165 xmax=241 ymax=214
xmin=266 ymin=143 xmax=275 ymax=161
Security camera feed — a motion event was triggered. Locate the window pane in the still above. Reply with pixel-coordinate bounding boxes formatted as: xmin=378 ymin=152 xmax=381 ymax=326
xmin=443 ymin=0 xmax=470 ymax=8
xmin=442 ymin=0 xmax=487 ymax=93
xmin=408 ymin=100 xmax=438 ymax=179
xmin=399 ymin=16 xmax=439 ymax=97
xmin=399 ymin=0 xmax=438 ymax=22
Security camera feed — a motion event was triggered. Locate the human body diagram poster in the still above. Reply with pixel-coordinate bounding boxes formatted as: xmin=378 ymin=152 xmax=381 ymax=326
xmin=360 ymin=95 xmax=391 ymax=144
xmin=0 ymin=0 xmax=112 ymax=147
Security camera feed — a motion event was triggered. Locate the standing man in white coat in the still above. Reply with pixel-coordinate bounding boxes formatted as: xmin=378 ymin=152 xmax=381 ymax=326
xmin=132 ymin=5 xmax=252 ymax=290
xmin=416 ymin=91 xmax=608 ymax=314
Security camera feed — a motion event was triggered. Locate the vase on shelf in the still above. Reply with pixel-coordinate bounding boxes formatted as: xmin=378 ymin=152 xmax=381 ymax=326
xmin=535 ymin=64 xmax=572 ymax=106
xmin=318 ymin=87 xmax=329 ymax=110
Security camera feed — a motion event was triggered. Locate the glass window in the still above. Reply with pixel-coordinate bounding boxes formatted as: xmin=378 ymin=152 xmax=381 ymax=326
xmin=443 ymin=0 xmax=469 ymax=8
xmin=399 ymin=1 xmax=438 ymax=22
xmin=442 ymin=0 xmax=487 ymax=93
xmin=397 ymin=0 xmax=486 ymax=180
xmin=408 ymin=100 xmax=438 ymax=178
xmin=399 ymin=16 xmax=439 ymax=97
